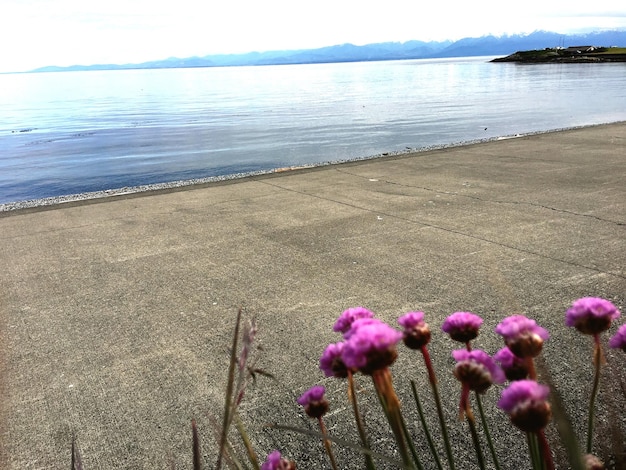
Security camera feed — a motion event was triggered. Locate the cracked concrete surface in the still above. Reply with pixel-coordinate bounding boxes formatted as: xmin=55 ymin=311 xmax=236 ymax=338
xmin=1 ymin=123 xmax=625 ymax=469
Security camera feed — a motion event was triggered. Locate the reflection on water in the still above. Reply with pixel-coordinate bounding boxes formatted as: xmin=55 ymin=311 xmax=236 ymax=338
xmin=1 ymin=57 xmax=626 ymax=203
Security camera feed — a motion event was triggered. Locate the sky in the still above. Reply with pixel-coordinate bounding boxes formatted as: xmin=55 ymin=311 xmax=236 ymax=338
xmin=2 ymin=0 xmax=626 ymax=73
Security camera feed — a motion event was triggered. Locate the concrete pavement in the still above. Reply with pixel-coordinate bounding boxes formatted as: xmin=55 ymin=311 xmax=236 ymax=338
xmin=1 ymin=123 xmax=625 ymax=469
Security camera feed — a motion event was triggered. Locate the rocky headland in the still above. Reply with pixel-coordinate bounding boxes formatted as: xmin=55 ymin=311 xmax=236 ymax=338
xmin=492 ymin=46 xmax=626 ymax=63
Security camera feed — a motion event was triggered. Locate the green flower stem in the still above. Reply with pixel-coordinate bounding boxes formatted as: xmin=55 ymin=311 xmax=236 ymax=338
xmin=410 ymin=380 xmax=443 ymax=470
xmin=537 ymin=430 xmax=555 ymax=470
xmin=234 ymin=412 xmax=260 ymax=470
xmin=348 ymin=371 xmax=377 ymax=470
xmin=465 ymin=403 xmax=486 ymax=470
xmin=372 ymin=368 xmax=416 ymax=469
xmin=397 ymin=406 xmax=425 ymax=470
xmin=475 ymin=393 xmax=501 ymax=470
xmin=587 ymin=335 xmax=603 ymax=454
xmin=420 ymin=346 xmax=456 ymax=470
xmin=526 ymin=432 xmax=542 ymax=470
xmin=317 ymin=416 xmax=339 ymax=470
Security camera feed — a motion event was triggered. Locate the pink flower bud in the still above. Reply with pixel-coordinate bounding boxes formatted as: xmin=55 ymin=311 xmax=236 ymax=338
xmin=320 ymin=342 xmax=349 ymax=378
xmin=261 ymin=450 xmax=296 ymax=470
xmin=442 ymin=311 xmax=483 ymax=343
xmin=609 ymin=324 xmax=626 ymax=352
xmin=498 ymin=380 xmax=551 ymax=433
xmin=452 ymin=349 xmax=504 ymax=393
xmin=566 ymin=297 xmax=620 ymax=335
xmin=398 ymin=311 xmax=431 ymax=349
xmin=297 ymin=385 xmax=329 ymax=419
xmin=342 ymin=319 xmax=402 ymax=375
xmin=495 ymin=315 xmax=549 ymax=358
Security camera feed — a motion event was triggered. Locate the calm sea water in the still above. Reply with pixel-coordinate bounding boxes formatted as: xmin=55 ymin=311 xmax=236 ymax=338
xmin=1 ymin=57 xmax=626 ymax=204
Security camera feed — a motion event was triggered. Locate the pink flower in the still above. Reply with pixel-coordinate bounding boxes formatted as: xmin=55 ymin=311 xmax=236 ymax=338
xmin=297 ymin=385 xmax=328 ymax=418
xmin=398 ymin=311 xmax=431 ymax=349
xmin=498 ymin=380 xmax=551 ymax=433
xmin=494 ymin=347 xmax=529 ymax=381
xmin=343 ymin=318 xmax=384 ymax=339
xmin=333 ymin=307 xmax=375 ymax=334
xmin=442 ymin=311 xmax=484 ymax=343
xmin=609 ymin=324 xmax=626 ymax=352
xmin=495 ymin=315 xmax=549 ymax=358
xmin=452 ymin=349 xmax=505 ymax=392
xmin=398 ymin=311 xmax=425 ymax=329
xmin=261 ymin=450 xmax=296 ymax=470
xmin=319 ymin=342 xmax=349 ymax=378
xmin=342 ymin=319 xmax=402 ymax=374
xmin=566 ymin=297 xmax=620 ymax=335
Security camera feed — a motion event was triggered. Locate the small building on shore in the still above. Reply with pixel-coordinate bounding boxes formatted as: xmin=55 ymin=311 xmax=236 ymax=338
xmin=563 ymin=46 xmax=596 ymax=54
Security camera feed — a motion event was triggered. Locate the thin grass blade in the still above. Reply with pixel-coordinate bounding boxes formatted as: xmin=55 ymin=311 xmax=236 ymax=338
xmin=71 ymin=435 xmax=84 ymax=470
xmin=234 ymin=412 xmax=260 ymax=470
xmin=410 ymin=380 xmax=443 ymax=470
xmin=192 ymin=419 xmax=202 ymax=470
xmin=216 ymin=307 xmax=243 ymax=469
xmin=535 ymin=357 xmax=585 ymax=470
xmin=475 ymin=393 xmax=501 ymax=470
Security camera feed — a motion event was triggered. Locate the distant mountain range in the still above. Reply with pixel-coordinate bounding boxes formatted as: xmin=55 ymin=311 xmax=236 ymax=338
xmin=32 ymin=30 xmax=626 ymax=73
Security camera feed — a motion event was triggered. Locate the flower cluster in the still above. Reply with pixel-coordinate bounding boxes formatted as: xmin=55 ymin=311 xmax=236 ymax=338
xmin=492 ymin=313 xmax=555 ymax=435
xmin=322 ymin=308 xmax=403 ymax=375
xmin=452 ymin=349 xmax=505 ymax=393
xmin=261 ymin=450 xmax=296 ymax=470
xmin=319 ymin=342 xmax=349 ymax=378
xmin=566 ymin=297 xmax=620 ymax=335
xmin=398 ymin=311 xmax=431 ymax=349
xmin=494 ymin=346 xmax=530 ymax=381
xmin=442 ymin=311 xmax=483 ymax=343
xmin=495 ymin=315 xmax=549 ymax=358
xmin=609 ymin=324 xmax=626 ymax=352
xmin=297 ymin=385 xmax=328 ymax=419
xmin=497 ymin=380 xmax=551 ymax=433
xmin=266 ymin=297 xmax=625 ymax=469
xmin=332 ymin=306 xmax=374 ymax=334
xmin=342 ymin=318 xmax=403 ymax=375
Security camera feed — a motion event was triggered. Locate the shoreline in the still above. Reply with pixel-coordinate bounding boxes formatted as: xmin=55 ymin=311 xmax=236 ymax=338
xmin=2 ymin=121 xmax=622 ymax=213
